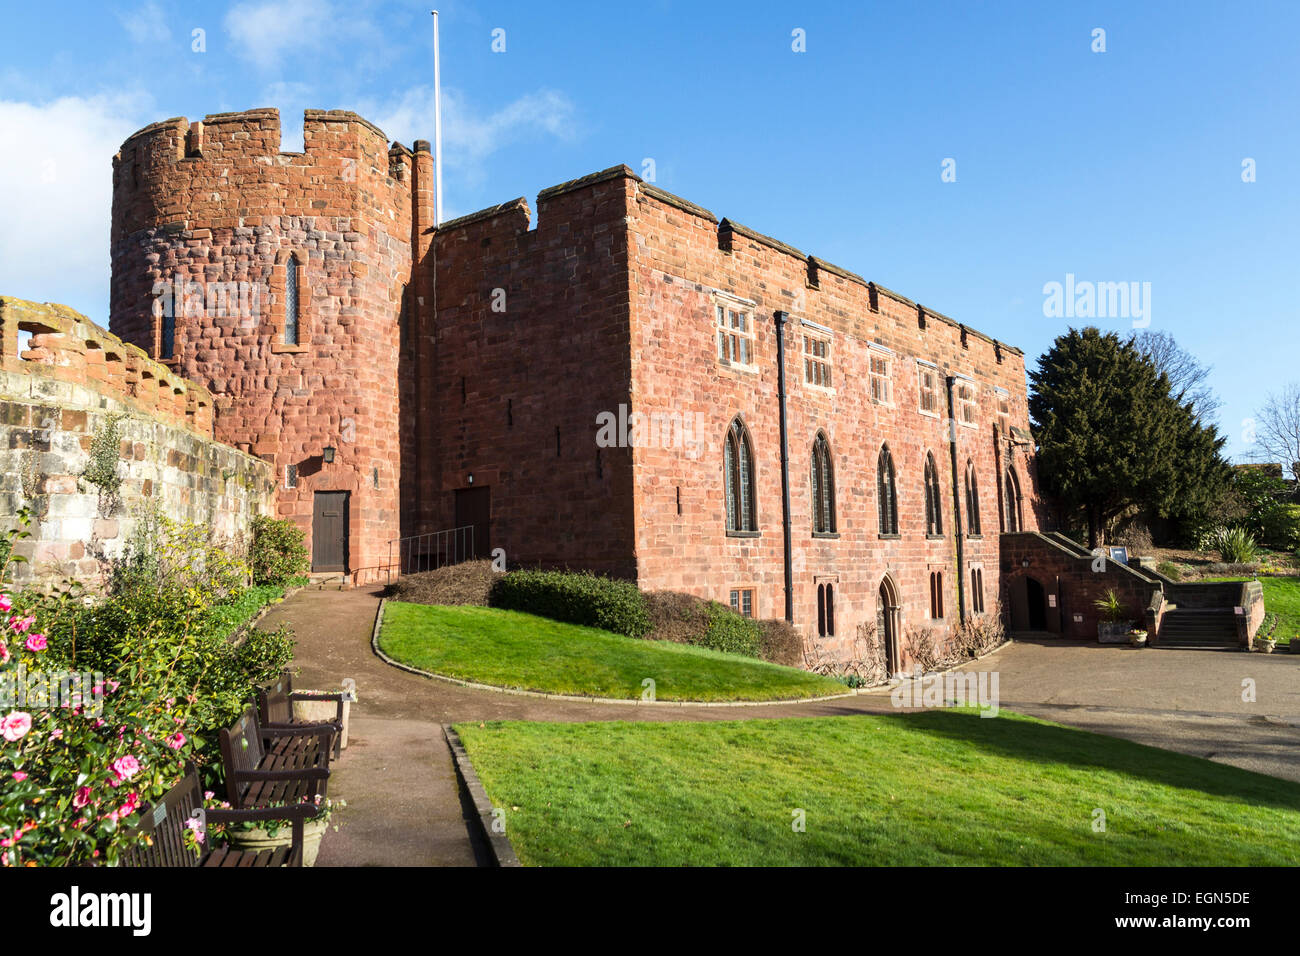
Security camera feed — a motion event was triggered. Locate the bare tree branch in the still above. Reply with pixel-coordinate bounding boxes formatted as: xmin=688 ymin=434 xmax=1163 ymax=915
xmin=1132 ymin=330 xmax=1221 ymax=425
xmin=1255 ymin=383 xmax=1300 ymax=480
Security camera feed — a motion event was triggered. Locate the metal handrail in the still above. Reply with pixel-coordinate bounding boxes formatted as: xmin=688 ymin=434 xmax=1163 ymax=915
xmin=386 ymin=525 xmax=476 ymax=581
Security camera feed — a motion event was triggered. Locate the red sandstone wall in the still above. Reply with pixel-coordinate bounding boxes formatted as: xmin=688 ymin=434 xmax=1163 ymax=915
xmin=625 ymin=176 xmax=1041 ymax=667
xmin=109 ymin=109 xmax=412 ymax=574
xmin=418 ymin=169 xmax=637 ymax=575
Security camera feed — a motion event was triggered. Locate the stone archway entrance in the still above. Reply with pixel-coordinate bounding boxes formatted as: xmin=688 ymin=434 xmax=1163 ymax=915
xmin=877 ymin=576 xmax=901 ymax=675
xmin=1010 ymin=574 xmax=1051 ymax=632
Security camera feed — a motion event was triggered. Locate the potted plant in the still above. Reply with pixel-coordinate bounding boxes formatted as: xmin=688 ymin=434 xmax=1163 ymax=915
xmin=207 ymin=794 xmax=345 ymax=867
xmin=1253 ymin=635 xmax=1277 ymax=654
xmin=1094 ymin=589 xmax=1130 ymax=644
xmin=1128 ymin=625 xmax=1148 ymax=648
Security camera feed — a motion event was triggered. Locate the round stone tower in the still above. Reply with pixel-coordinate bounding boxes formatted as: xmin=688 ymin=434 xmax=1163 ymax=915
xmin=109 ymin=108 xmax=420 ymax=577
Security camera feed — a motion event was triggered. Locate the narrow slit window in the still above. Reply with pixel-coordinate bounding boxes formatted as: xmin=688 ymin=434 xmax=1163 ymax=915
xmin=284 ymin=256 xmax=300 ymax=346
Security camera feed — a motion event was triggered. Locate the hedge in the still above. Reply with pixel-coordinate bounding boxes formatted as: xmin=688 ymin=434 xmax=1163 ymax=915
xmin=489 ymin=569 xmax=651 ymax=639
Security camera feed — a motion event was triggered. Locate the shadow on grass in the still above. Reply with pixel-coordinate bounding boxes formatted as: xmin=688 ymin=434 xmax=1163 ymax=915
xmin=897 ymin=708 xmax=1300 ymax=813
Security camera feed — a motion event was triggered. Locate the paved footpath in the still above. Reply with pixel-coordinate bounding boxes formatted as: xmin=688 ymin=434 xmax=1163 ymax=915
xmin=259 ymin=587 xmax=1300 ymax=866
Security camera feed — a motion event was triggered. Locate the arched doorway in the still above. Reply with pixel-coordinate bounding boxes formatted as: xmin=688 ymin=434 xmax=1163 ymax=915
xmin=1010 ymin=574 xmax=1050 ymax=632
xmin=877 ymin=576 xmax=900 ymax=675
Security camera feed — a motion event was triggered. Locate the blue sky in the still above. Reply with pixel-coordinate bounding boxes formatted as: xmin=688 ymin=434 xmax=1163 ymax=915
xmin=1 ymin=0 xmax=1296 ymax=462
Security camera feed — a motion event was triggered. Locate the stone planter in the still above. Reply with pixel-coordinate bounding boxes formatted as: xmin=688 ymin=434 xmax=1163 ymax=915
xmin=1098 ymin=621 xmax=1130 ymax=644
xmin=1253 ymin=637 xmax=1276 ymax=654
xmin=293 ymin=694 xmax=350 ymax=749
xmin=1128 ymin=631 xmax=1148 ymax=648
xmin=227 ymin=815 xmax=328 ymax=867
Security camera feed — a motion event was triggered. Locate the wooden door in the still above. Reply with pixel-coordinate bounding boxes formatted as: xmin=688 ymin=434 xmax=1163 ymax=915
xmin=454 ymin=487 xmax=491 ymax=560
xmin=312 ymin=491 xmax=349 ymax=572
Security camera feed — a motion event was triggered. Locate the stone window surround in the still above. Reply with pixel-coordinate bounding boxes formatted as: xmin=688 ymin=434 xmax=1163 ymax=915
xmin=729 ymin=584 xmax=757 ymax=618
xmin=800 ymin=317 xmax=833 ymax=391
xmin=713 ymin=290 xmax=757 ymax=373
xmin=868 ymin=341 xmax=893 ymax=407
xmin=916 ymin=359 xmax=941 ymax=418
xmin=954 ymin=373 xmax=978 ymax=428
xmin=270 ymin=249 xmax=311 ymax=354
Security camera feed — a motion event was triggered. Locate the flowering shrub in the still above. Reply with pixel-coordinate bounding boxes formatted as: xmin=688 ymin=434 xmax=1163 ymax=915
xmin=0 ymin=510 xmax=297 ymax=864
xmin=0 ymin=592 xmax=197 ymax=866
xmin=21 ymin=514 xmax=294 ymax=781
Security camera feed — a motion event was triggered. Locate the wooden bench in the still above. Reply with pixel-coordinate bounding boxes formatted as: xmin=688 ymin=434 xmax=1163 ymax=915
xmin=255 ymin=670 xmax=346 ymax=759
xmin=219 ymin=706 xmax=332 ymax=810
xmin=122 ymin=767 xmax=316 ymax=867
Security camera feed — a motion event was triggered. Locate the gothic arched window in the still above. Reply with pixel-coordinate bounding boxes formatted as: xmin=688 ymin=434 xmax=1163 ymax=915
xmin=724 ymin=417 xmax=756 ymax=532
xmin=811 ymin=432 xmax=835 ymax=534
xmin=878 ymin=445 xmax=898 ymax=535
xmin=965 ymin=460 xmax=981 ymax=536
xmin=924 ymin=452 xmax=942 ymax=536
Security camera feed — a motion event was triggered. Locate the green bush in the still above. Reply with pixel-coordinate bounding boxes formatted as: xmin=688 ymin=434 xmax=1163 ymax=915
xmin=22 ymin=514 xmax=296 ymax=787
xmin=490 ymin=569 xmax=651 ymax=639
xmin=1156 ymin=560 xmax=1182 ymax=582
xmin=250 ymin=515 xmax=309 ymax=586
xmin=699 ymin=601 xmax=761 ymax=657
xmin=1261 ymin=504 xmax=1300 ymax=551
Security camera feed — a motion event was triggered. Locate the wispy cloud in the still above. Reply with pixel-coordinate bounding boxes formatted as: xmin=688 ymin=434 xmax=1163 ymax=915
xmin=0 ymin=94 xmax=150 ymax=318
xmin=368 ymin=86 xmax=580 ymax=186
xmin=224 ymin=0 xmax=379 ymax=71
xmin=118 ymin=1 xmax=172 ymax=45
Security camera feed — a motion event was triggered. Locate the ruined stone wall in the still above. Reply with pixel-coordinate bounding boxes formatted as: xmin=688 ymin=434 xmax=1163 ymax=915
xmin=0 ymin=299 xmax=273 ymax=591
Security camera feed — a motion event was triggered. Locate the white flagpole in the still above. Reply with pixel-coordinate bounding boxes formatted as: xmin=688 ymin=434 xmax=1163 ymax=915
xmin=432 ymin=9 xmax=443 ymax=227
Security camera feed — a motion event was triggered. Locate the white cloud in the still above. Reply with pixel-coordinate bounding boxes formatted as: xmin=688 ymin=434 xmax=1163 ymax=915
xmin=225 ymin=0 xmax=379 ymax=71
xmin=0 ymin=95 xmax=151 ymax=320
xmin=368 ymin=86 xmax=579 ymax=186
xmin=118 ymin=2 xmax=172 ymax=45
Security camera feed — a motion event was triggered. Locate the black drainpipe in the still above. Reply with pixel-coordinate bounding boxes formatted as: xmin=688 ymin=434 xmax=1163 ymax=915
xmin=945 ymin=375 xmax=967 ymax=621
xmin=775 ymin=310 xmax=794 ymax=623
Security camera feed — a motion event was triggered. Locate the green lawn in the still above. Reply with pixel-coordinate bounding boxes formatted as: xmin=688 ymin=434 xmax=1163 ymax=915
xmin=379 ymin=602 xmax=846 ymax=702
xmin=454 ymin=712 xmax=1300 ymax=866
xmin=1203 ymin=575 xmax=1299 ymax=644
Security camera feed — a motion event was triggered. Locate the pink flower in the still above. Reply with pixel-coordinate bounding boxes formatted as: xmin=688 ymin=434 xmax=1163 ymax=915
xmin=110 ymin=755 xmax=140 ymax=782
xmin=0 ymin=595 xmax=10 ymax=613
xmin=0 ymin=644 xmax=9 ymax=664
xmin=1 ymin=712 xmax=32 ymax=742
xmin=11 ymin=772 xmax=26 ymax=782
xmin=166 ymin=732 xmax=186 ymax=750
xmin=184 ymin=814 xmax=206 ymax=844
xmin=72 ymin=787 xmax=91 ymax=808
xmin=120 ymin=793 xmax=140 ymax=817
xmin=8 ymin=616 xmax=34 ymax=634
xmin=23 ymin=634 xmax=45 ymax=652
xmin=48 ymin=728 xmax=62 ymax=740
xmin=107 ymin=681 xmax=120 ymax=694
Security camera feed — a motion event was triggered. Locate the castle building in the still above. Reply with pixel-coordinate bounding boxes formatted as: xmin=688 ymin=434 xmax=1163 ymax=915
xmin=109 ymin=108 xmax=1048 ymax=668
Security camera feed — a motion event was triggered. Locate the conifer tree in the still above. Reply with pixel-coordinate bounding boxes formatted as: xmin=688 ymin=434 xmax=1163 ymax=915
xmin=1029 ymin=327 xmax=1230 ymax=547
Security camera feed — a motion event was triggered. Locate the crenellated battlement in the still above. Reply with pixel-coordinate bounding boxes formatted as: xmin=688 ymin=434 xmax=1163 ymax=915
xmin=111 ymin=108 xmax=416 ymax=246
xmin=0 ymin=297 xmax=215 ymax=437
xmin=432 ymin=163 xmax=1022 ymax=366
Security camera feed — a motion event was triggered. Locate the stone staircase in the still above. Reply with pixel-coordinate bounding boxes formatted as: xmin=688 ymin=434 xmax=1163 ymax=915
xmin=1156 ymin=607 xmax=1240 ymax=649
